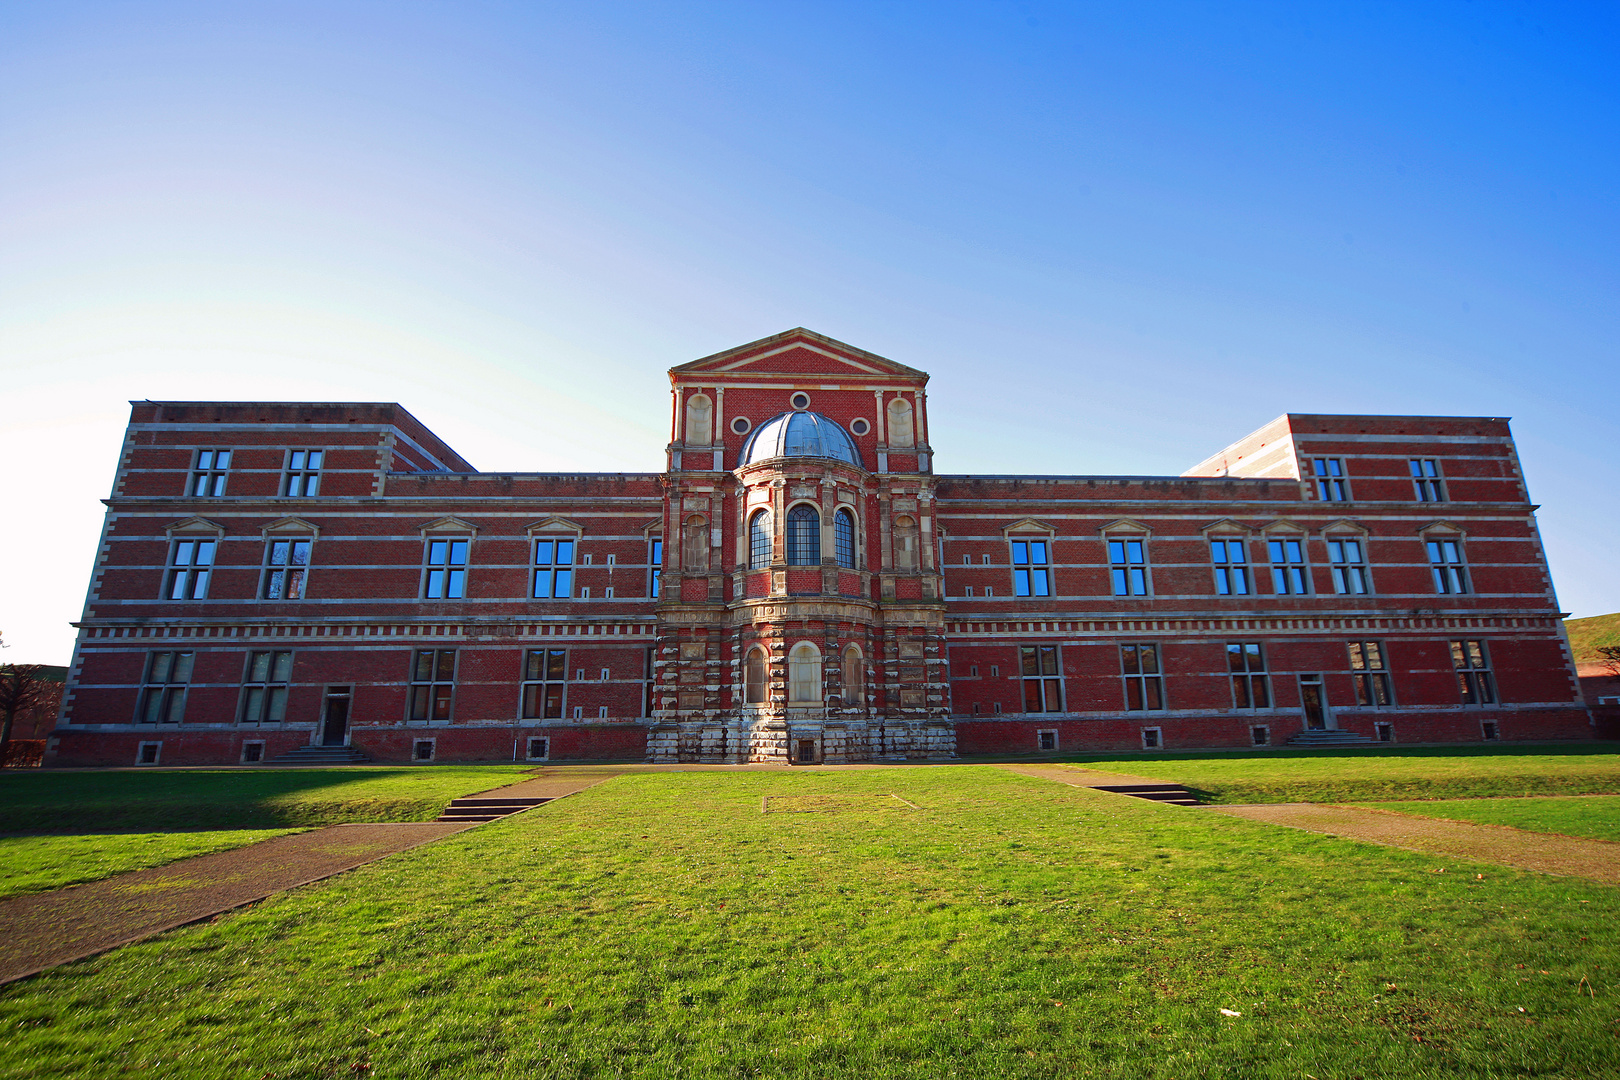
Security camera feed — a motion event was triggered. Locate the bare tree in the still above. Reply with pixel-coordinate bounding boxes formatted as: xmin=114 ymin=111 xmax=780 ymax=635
xmin=1598 ymin=645 xmax=1620 ymax=683
xmin=0 ymin=664 xmax=52 ymax=751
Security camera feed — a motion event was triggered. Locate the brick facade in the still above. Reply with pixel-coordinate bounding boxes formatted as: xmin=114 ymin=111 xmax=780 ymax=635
xmin=49 ymin=329 xmax=1594 ymax=766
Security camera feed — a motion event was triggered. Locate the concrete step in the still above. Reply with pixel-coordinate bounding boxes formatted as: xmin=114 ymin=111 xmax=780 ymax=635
xmin=265 ymin=745 xmax=373 ymax=766
xmin=1286 ymin=730 xmax=1375 ymax=747
xmin=1089 ymin=783 xmax=1199 ymax=806
xmin=434 ymin=796 xmax=551 ymax=824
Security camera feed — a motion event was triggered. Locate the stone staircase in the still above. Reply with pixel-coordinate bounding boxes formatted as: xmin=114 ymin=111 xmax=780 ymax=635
xmin=265 ymin=745 xmax=373 ymax=766
xmin=435 ymin=797 xmax=550 ymax=824
xmin=1286 ymin=729 xmax=1375 ymax=748
xmin=1088 ymin=783 xmax=1200 ymax=807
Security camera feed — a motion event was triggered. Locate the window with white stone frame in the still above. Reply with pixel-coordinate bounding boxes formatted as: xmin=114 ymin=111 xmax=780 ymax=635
xmin=788 ymin=642 xmax=821 ymax=702
xmin=834 ymin=508 xmax=857 ymax=569
xmin=1107 ymin=538 xmax=1148 ymax=596
xmin=786 ymin=505 xmax=819 ymax=565
xmin=533 ymin=538 xmax=575 ymax=598
xmin=240 ymin=650 xmax=293 ymax=723
xmin=1020 ymin=645 xmax=1062 ymax=712
xmin=423 ymin=538 xmax=468 ymax=599
xmin=748 ymin=509 xmax=772 ymax=569
xmin=1209 ymin=537 xmax=1250 ymax=595
xmin=283 ymin=449 xmax=323 ymax=497
xmin=1327 ymin=536 xmax=1369 ymax=595
xmin=1120 ymin=643 xmax=1165 ymax=711
xmin=1428 ymin=538 xmax=1470 ymax=594
xmin=1451 ymin=640 xmax=1495 ymax=705
xmin=522 ymin=649 xmax=567 ymax=719
xmin=262 ymin=538 xmax=311 ymax=600
xmin=1268 ymin=537 xmax=1310 ymax=595
xmin=165 ymin=538 xmax=216 ymax=600
xmin=137 ymin=651 xmax=193 ymax=724
xmin=409 ymin=649 xmax=456 ymax=722
xmin=1310 ymin=458 xmax=1349 ymax=501
xmin=1347 ymin=641 xmax=1392 ymax=706
xmin=648 ymin=537 xmax=663 ymax=597
xmin=1227 ymin=642 xmax=1270 ymax=709
xmin=1010 ymin=538 xmax=1051 ymax=597
xmin=1410 ymin=459 xmax=1446 ymax=502
xmin=190 ymin=449 xmax=231 ymax=496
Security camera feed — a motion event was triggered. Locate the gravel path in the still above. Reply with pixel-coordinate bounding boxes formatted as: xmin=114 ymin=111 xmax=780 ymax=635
xmin=1208 ymin=803 xmax=1620 ymax=884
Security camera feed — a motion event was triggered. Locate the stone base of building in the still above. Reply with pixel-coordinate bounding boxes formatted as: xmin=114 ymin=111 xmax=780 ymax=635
xmin=45 ymin=706 xmax=1594 ymax=768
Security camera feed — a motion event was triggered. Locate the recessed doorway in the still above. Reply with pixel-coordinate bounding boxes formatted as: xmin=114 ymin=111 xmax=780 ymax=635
xmin=321 ymin=686 xmax=352 ymax=746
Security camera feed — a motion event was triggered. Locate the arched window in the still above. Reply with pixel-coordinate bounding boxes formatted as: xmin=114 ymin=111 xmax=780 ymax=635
xmin=887 ymin=398 xmax=915 ymax=448
xmin=682 ymin=515 xmax=708 ymax=573
xmin=834 ymin=508 xmax=856 ymax=569
xmin=685 ymin=393 xmax=713 ymax=446
xmin=788 ymin=642 xmax=821 ymax=703
xmin=744 ymin=647 xmax=767 ymax=704
xmin=893 ymin=514 xmax=919 ymax=571
xmin=786 ymin=504 xmax=820 ymax=565
xmin=748 ymin=509 xmax=772 ymax=569
xmin=841 ymin=645 xmax=863 ymax=705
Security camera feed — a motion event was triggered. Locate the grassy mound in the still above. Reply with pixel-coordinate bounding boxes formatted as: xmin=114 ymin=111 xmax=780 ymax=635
xmin=1565 ymin=611 xmax=1620 ymax=662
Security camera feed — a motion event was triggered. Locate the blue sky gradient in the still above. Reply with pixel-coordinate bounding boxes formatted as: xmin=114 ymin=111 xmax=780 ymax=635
xmin=2 ymin=2 xmax=1616 ymax=662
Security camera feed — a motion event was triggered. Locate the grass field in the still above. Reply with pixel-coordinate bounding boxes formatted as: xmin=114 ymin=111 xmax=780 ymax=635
xmin=2 ymin=766 xmax=1617 ymax=1079
xmin=0 ymin=828 xmax=303 ymax=899
xmin=1065 ymin=744 xmax=1620 ymax=803
xmin=0 ymin=765 xmax=535 ymax=832
xmin=1355 ymin=795 xmax=1620 ymax=844
xmin=1565 ymin=612 xmax=1620 ymax=662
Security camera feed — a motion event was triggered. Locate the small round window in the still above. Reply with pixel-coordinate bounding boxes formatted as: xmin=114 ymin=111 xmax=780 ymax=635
xmin=789 ymin=391 xmax=811 ymax=410
xmin=730 ymin=416 xmax=751 ymax=435
xmin=850 ymin=418 xmax=870 ymax=436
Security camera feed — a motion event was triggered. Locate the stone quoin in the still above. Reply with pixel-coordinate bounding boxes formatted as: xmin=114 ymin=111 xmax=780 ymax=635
xmin=47 ymin=329 xmax=1593 ymax=766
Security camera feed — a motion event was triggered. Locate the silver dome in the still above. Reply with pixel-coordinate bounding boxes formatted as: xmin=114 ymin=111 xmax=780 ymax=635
xmin=738 ymin=411 xmax=862 ymax=468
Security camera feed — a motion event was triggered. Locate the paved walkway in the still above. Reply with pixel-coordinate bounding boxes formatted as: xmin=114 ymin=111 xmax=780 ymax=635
xmin=1208 ymin=803 xmax=1620 ymax=885
xmin=0 ymin=767 xmax=623 ymax=985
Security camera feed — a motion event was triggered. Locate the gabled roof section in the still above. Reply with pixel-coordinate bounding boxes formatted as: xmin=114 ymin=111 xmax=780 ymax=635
xmin=671 ymin=329 xmax=928 ymax=381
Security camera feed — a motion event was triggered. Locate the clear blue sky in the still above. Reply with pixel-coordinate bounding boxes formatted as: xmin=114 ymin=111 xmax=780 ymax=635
xmin=3 ymin=1 xmax=1616 ymax=663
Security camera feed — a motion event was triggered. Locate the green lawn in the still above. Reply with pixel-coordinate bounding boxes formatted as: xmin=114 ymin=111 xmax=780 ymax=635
xmin=0 ymin=829 xmax=302 ymax=899
xmin=0 ymin=766 xmax=536 ymax=831
xmin=2 ymin=766 xmax=1616 ymax=1079
xmin=1354 ymin=795 xmax=1620 ymax=844
xmin=1065 ymin=744 xmax=1620 ymax=803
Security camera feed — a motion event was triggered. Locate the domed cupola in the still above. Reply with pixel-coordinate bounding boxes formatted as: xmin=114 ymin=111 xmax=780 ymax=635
xmin=738 ymin=411 xmax=862 ymax=468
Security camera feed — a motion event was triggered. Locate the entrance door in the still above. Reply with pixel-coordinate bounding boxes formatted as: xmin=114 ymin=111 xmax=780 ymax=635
xmin=796 ymin=739 xmax=816 ymax=764
xmin=1298 ymin=674 xmax=1329 ymax=730
xmin=321 ymin=687 xmax=352 ymax=746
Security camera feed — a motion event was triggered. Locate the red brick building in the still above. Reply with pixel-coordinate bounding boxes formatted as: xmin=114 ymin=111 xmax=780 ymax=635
xmin=48 ymin=329 xmax=1593 ymax=766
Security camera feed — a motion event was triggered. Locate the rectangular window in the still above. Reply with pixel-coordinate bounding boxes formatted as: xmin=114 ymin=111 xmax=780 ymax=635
xmin=1251 ymin=725 xmax=1269 ymax=746
xmin=1108 ymin=538 xmax=1148 ymax=596
xmin=963 ymin=585 xmax=974 ymax=597
xmin=533 ymin=538 xmax=575 ymax=598
xmin=1268 ymin=538 xmax=1309 ymax=595
xmin=1120 ymin=643 xmax=1165 ymax=711
xmin=263 ymin=538 xmax=311 ymax=599
xmin=1327 ymin=537 xmax=1369 ymax=595
xmin=409 ymin=649 xmax=456 ymax=721
xmin=1428 ymin=539 xmax=1470 ymax=594
xmin=1347 ymin=641 xmax=1392 ymax=706
xmin=1209 ymin=538 xmax=1249 ymax=595
xmin=526 ymin=736 xmax=550 ymax=761
xmin=1038 ymin=729 xmax=1057 ymax=751
xmin=240 ymin=650 xmax=293 ymax=723
xmin=1375 ymin=722 xmax=1393 ymax=743
xmin=1452 ymin=640 xmax=1495 ymax=705
xmin=1011 ymin=540 xmax=1051 ymax=597
xmin=1410 ymin=459 xmax=1446 ymax=502
xmin=165 ymin=538 xmax=216 ymax=600
xmin=649 ymin=538 xmax=663 ymax=598
xmin=522 ymin=649 xmax=568 ymax=719
xmin=190 ymin=449 xmax=231 ymax=497
xmin=1020 ymin=645 xmax=1062 ymax=712
xmin=423 ymin=539 xmax=468 ymax=599
xmin=1141 ymin=727 xmax=1161 ymax=749
xmin=1227 ymin=642 xmax=1269 ymax=709
xmin=1311 ymin=458 xmax=1349 ymax=501
xmin=137 ymin=651 xmax=193 ymax=723
xmin=283 ymin=449 xmax=323 ymax=497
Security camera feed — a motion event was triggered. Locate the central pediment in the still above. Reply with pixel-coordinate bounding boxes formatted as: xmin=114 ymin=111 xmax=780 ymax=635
xmin=671 ymin=328 xmax=928 ymax=381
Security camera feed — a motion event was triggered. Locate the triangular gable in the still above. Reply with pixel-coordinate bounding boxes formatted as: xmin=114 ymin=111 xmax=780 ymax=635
xmin=1098 ymin=518 xmax=1151 ymax=536
xmin=1319 ymin=517 xmax=1369 ymax=537
xmin=1001 ymin=517 xmax=1056 ymax=537
xmin=1199 ymin=517 xmax=1253 ymax=536
xmin=164 ymin=516 xmax=224 ymax=536
xmin=525 ymin=516 xmax=583 ymax=536
xmin=1260 ymin=518 xmax=1308 ymax=535
xmin=671 ymin=328 xmax=928 ymax=380
xmin=419 ymin=515 xmax=479 ymax=536
xmin=261 ymin=516 xmax=320 ymax=538
xmin=1417 ymin=520 xmax=1465 ymax=536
